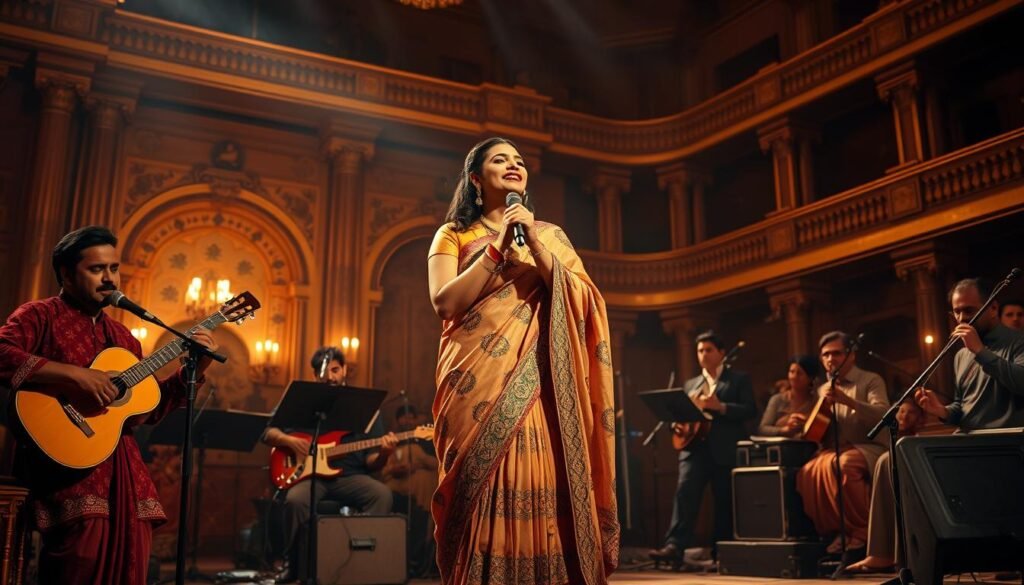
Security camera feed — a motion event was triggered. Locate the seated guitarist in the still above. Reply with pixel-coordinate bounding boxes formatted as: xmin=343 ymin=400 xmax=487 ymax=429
xmin=649 ymin=330 xmax=755 ymax=566
xmin=261 ymin=346 xmax=398 ymax=582
xmin=0 ymin=226 xmax=219 ymax=585
xmin=795 ymin=331 xmax=888 ymax=556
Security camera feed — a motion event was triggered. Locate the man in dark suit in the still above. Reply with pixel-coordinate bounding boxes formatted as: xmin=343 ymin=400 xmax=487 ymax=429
xmin=649 ymin=330 xmax=756 ymax=565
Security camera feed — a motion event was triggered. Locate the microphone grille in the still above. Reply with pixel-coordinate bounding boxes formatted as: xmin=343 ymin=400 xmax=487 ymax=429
xmin=505 ymin=192 xmax=522 ymax=206
xmin=107 ymin=290 xmax=125 ymax=307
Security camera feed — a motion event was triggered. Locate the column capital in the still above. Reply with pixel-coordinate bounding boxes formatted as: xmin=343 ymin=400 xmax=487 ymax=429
xmin=34 ymin=52 xmax=94 ymax=99
xmin=891 ymin=241 xmax=957 ymax=281
xmin=591 ymin=166 xmax=631 ymax=195
xmin=766 ymin=277 xmax=831 ymax=312
xmin=875 ymin=61 xmax=920 ymax=102
xmin=320 ymin=118 xmax=379 ymax=164
xmin=757 ymin=117 xmax=818 ymax=153
xmin=656 ymin=161 xmax=710 ymax=190
xmin=84 ymin=74 xmax=142 ymax=125
xmin=660 ymin=306 xmax=715 ymax=336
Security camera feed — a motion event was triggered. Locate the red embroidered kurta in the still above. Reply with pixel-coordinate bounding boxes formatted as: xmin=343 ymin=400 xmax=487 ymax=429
xmin=0 ymin=294 xmax=189 ymax=532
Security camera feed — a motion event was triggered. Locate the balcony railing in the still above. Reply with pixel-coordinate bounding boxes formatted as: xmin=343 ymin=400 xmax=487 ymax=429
xmin=580 ymin=128 xmax=1024 ymax=304
xmin=1 ymin=0 xmax=1009 ymax=163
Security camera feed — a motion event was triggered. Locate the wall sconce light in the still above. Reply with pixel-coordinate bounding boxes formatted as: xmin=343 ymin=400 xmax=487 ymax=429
xmin=130 ymin=327 xmax=148 ymax=340
xmin=923 ymin=334 xmax=934 ymax=345
xmin=251 ymin=338 xmax=281 ymax=383
xmin=340 ymin=336 xmax=360 ymax=363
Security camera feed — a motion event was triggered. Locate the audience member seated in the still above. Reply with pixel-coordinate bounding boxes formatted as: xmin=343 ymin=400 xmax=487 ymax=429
xmin=758 ymin=355 xmax=821 ymax=437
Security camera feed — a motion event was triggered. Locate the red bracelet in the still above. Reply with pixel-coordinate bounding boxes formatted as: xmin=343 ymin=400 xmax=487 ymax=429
xmin=484 ymin=244 xmax=503 ymax=264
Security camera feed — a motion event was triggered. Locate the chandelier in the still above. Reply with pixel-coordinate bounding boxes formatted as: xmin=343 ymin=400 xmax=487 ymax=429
xmin=398 ymin=0 xmax=463 ymax=9
xmin=185 ymin=277 xmax=233 ymax=319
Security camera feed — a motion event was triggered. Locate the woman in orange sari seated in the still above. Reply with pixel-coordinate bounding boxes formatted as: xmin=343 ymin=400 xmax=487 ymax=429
xmin=427 ymin=137 xmax=619 ymax=585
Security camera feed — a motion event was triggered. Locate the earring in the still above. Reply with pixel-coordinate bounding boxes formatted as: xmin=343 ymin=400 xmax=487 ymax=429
xmin=475 ymin=191 xmax=483 ymax=206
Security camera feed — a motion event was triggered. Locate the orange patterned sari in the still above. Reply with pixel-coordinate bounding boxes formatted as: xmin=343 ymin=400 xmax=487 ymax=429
xmin=429 ymin=221 xmax=618 ymax=585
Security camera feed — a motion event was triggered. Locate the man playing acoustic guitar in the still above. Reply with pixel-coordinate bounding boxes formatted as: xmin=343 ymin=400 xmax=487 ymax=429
xmin=648 ymin=330 xmax=755 ymax=568
xmin=0 ymin=226 xmax=219 ymax=584
xmin=262 ymin=347 xmax=399 ymax=582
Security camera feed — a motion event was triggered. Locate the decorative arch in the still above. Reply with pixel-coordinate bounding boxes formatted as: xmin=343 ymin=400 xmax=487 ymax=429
xmin=364 ymin=215 xmax=439 ymax=292
xmin=359 ymin=215 xmax=439 ymax=386
xmin=120 ymin=184 xmax=314 ymax=284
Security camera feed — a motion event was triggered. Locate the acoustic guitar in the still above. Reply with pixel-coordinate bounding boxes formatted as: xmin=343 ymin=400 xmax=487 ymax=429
xmin=801 ymin=393 xmax=833 ymax=443
xmin=269 ymin=424 xmax=434 ymax=491
xmin=671 ymin=377 xmax=713 ymax=451
xmin=14 ymin=292 xmax=260 ymax=469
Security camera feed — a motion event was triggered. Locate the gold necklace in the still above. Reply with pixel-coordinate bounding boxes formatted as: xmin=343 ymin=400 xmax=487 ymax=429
xmin=479 ymin=216 xmax=500 ymax=235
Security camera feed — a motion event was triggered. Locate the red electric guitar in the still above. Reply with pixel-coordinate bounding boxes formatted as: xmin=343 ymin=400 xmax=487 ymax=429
xmin=269 ymin=424 xmax=434 ymax=491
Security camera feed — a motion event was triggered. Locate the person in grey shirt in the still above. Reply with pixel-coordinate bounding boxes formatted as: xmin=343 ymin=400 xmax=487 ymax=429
xmin=916 ymin=277 xmax=1024 ymax=430
xmin=849 ymin=277 xmax=1024 ymax=574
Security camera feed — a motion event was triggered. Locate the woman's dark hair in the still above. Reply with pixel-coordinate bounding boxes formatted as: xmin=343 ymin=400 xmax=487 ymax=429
xmin=790 ymin=354 xmax=822 ymax=381
xmin=52 ymin=226 xmax=118 ymax=285
xmin=445 ymin=137 xmax=533 ymax=232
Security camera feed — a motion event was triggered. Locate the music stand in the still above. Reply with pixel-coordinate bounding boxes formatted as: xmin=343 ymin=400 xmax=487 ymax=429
xmin=149 ymin=408 xmax=270 ymax=582
xmin=638 ymin=387 xmax=711 ymax=426
xmin=269 ymin=382 xmax=386 ymax=585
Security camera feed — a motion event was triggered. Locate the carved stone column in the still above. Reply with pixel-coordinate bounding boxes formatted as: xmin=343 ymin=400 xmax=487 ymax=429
xmin=592 ymin=167 xmax=630 ymax=253
xmin=18 ymin=61 xmax=91 ymax=303
xmin=758 ymin=118 xmax=817 ymax=213
xmin=657 ymin=163 xmax=692 ymax=249
xmin=320 ymin=120 xmax=377 ymax=366
xmin=72 ymin=78 xmax=140 ymax=229
xmin=661 ymin=307 xmax=716 ymax=382
xmin=767 ymin=278 xmax=832 ymax=358
xmin=876 ymin=62 xmax=926 ymax=168
xmin=892 ymin=243 xmax=954 ymax=398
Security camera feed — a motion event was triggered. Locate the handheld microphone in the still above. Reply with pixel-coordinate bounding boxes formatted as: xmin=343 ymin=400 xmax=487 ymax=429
xmin=107 ymin=291 xmax=163 ymax=325
xmin=505 ymin=193 xmax=526 ymax=247
xmin=851 ymin=332 xmax=866 ymax=350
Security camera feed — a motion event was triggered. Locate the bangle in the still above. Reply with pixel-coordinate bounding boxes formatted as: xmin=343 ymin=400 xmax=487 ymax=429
xmin=529 ymin=245 xmax=546 ymax=258
xmin=484 ymin=244 xmax=503 ymax=264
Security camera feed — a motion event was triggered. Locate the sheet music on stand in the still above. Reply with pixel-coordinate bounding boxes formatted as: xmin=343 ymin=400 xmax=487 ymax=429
xmin=637 ymin=386 xmax=712 ymax=423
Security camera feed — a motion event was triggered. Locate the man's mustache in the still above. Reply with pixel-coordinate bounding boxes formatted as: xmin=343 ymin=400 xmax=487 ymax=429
xmin=96 ymin=284 xmax=117 ymax=292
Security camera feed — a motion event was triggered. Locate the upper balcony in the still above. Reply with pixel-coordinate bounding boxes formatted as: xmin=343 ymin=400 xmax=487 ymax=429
xmin=0 ymin=0 xmax=1014 ymax=164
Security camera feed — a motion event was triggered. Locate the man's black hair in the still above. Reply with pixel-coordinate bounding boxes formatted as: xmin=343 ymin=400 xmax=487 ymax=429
xmin=52 ymin=226 xmax=117 ymax=285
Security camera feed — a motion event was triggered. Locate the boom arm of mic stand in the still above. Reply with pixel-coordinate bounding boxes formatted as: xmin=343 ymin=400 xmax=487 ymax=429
xmin=868 ymin=267 xmax=1020 ymax=440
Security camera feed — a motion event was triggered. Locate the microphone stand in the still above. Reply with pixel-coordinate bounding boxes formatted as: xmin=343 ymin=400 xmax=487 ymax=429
xmin=825 ymin=337 xmax=860 ymax=580
xmin=868 ymin=267 xmax=1021 ymax=585
xmin=135 ymin=314 xmax=227 ymax=585
xmin=641 ymin=372 xmax=675 ymax=447
xmin=187 ymin=385 xmax=218 ymax=582
xmin=615 ymin=370 xmax=633 ymax=531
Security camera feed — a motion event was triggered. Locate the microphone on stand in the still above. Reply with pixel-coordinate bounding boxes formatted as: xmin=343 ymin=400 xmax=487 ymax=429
xmin=318 ymin=349 xmax=332 ymax=382
xmin=723 ymin=340 xmax=746 ymax=367
xmin=506 ymin=193 xmax=526 ymax=247
xmin=107 ymin=291 xmax=164 ymax=325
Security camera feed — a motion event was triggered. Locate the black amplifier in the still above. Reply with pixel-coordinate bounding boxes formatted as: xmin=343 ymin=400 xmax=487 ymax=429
xmin=718 ymin=540 xmax=827 ymax=579
xmin=732 ymin=465 xmax=816 ymax=540
xmin=736 ymin=438 xmax=817 ymax=468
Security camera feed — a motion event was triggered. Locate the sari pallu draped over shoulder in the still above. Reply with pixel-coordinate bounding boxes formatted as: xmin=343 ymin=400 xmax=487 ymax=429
xmin=431 ymin=223 xmax=619 ymax=585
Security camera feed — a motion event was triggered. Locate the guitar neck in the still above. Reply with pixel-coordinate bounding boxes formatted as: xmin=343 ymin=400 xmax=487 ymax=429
xmin=324 ymin=429 xmax=422 ymax=458
xmin=114 ymin=312 xmax=226 ymax=389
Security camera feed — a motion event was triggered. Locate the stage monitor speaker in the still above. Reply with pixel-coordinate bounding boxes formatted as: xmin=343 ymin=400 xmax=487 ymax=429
xmin=732 ymin=465 xmax=815 ymax=541
xmin=304 ymin=514 xmax=407 ymax=585
xmin=896 ymin=431 xmax=1024 ymax=585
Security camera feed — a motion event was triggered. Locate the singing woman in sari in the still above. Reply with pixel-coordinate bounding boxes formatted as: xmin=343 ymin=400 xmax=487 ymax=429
xmin=427 ymin=137 xmax=619 ymax=585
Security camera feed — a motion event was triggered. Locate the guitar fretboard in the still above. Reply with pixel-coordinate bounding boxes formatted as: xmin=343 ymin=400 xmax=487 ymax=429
xmin=114 ymin=312 xmax=226 ymax=389
xmin=325 ymin=429 xmax=425 ymax=458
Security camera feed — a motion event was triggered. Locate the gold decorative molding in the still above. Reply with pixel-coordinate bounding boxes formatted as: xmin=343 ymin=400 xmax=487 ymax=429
xmin=0 ymin=0 xmax=1000 ymax=164
xmin=581 ymin=128 xmax=1024 ymax=307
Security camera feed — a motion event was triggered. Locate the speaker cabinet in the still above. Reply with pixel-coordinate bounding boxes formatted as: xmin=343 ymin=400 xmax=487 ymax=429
xmin=718 ymin=540 xmax=826 ymax=578
xmin=897 ymin=431 xmax=1024 ymax=585
xmin=302 ymin=515 xmax=408 ymax=585
xmin=732 ymin=465 xmax=815 ymax=541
